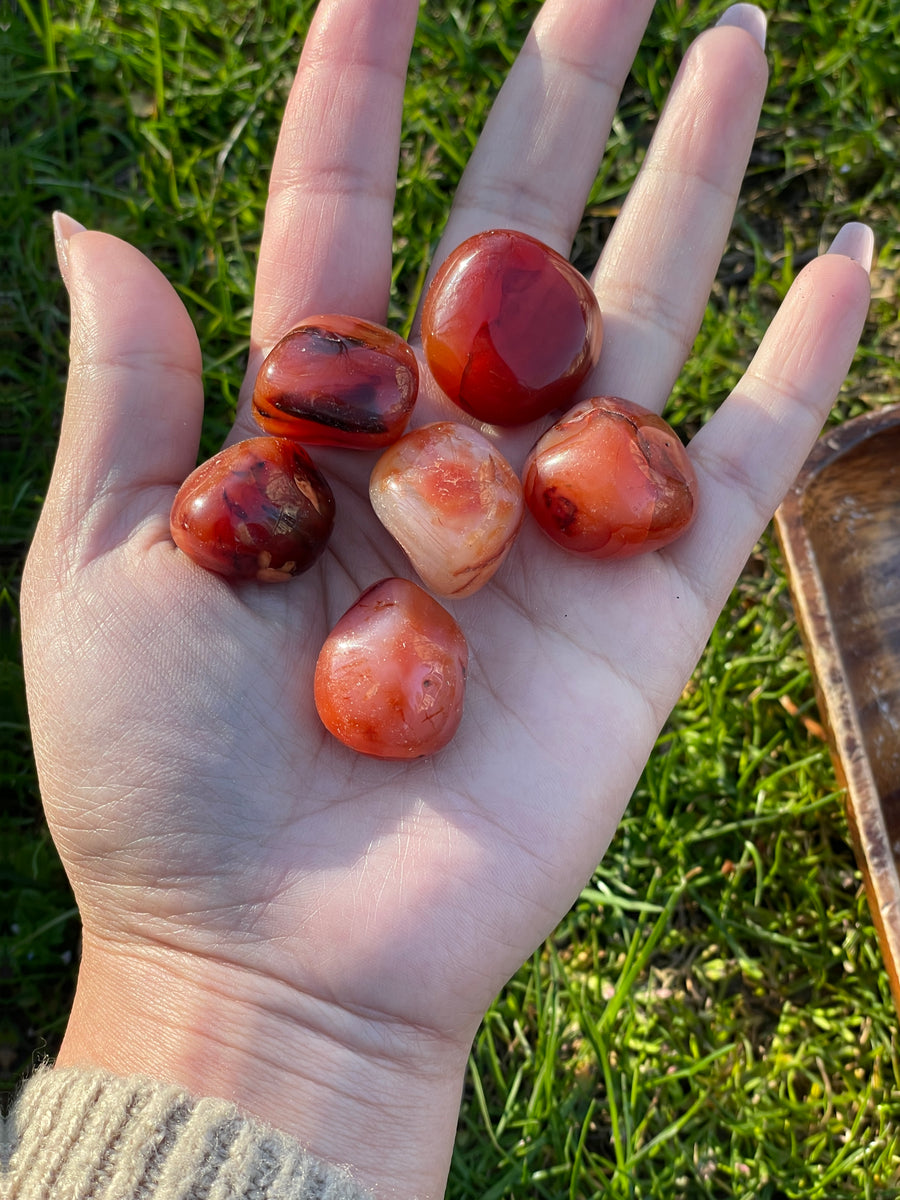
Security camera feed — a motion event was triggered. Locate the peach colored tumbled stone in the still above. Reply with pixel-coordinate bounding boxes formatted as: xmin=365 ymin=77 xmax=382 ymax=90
xmin=369 ymin=421 xmax=524 ymax=597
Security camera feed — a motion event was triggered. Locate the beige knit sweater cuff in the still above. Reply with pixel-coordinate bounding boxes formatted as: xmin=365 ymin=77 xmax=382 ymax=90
xmin=4 ymin=1065 xmax=376 ymax=1199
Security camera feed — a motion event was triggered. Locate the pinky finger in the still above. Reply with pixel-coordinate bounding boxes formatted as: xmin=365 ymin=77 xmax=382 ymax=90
xmin=670 ymin=222 xmax=873 ymax=611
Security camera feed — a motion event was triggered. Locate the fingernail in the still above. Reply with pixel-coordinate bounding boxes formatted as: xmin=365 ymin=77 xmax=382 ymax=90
xmin=52 ymin=210 xmax=87 ymax=288
xmin=827 ymin=222 xmax=875 ymax=272
xmin=717 ymin=4 xmax=767 ymax=51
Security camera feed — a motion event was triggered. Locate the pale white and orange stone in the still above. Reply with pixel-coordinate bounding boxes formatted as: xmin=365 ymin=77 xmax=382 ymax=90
xmin=369 ymin=421 xmax=524 ymax=597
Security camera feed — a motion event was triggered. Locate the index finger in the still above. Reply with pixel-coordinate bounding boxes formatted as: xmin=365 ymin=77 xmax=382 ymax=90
xmin=246 ymin=0 xmax=420 ymax=384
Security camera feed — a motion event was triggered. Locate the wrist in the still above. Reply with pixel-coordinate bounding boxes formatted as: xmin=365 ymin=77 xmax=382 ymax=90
xmin=57 ymin=933 xmax=470 ymax=1199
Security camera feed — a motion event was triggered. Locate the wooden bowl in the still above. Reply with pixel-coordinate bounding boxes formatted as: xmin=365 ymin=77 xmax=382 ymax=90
xmin=775 ymin=405 xmax=900 ymax=1012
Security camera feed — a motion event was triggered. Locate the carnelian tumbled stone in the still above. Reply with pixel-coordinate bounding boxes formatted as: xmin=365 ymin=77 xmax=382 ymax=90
xmin=170 ymin=436 xmax=335 ymax=581
xmin=314 ymin=577 xmax=468 ymax=759
xmin=421 ymin=229 xmax=603 ymax=426
xmin=522 ymin=396 xmax=697 ymax=560
xmin=369 ymin=422 xmax=524 ymax=597
xmin=252 ymin=314 xmax=419 ymax=448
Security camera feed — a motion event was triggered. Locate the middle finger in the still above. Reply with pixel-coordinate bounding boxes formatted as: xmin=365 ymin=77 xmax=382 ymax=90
xmin=423 ymin=0 xmax=658 ymax=280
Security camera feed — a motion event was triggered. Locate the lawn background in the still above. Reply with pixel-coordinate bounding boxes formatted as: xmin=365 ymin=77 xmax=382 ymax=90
xmin=6 ymin=0 xmax=900 ymax=1196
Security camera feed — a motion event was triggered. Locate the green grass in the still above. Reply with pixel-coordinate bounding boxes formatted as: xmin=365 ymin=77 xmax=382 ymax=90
xmin=6 ymin=0 xmax=900 ymax=1194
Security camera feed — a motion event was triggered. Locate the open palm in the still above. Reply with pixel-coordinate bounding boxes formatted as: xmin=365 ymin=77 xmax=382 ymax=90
xmin=23 ymin=1 xmax=871 ymax=1195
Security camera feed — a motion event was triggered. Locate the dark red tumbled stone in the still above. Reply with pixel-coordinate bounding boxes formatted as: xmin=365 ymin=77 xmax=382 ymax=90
xmin=252 ymin=314 xmax=419 ymax=449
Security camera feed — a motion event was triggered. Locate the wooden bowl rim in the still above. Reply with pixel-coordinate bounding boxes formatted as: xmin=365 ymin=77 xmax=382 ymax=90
xmin=775 ymin=405 xmax=900 ymax=1014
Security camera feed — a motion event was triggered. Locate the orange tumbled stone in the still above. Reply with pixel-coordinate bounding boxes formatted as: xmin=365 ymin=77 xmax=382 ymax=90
xmin=314 ymin=578 xmax=468 ymax=759
xmin=421 ymin=229 xmax=603 ymax=426
xmin=522 ymin=396 xmax=697 ymax=560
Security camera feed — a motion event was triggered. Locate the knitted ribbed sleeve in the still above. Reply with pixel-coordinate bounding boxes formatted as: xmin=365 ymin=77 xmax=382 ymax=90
xmin=2 ymin=1066 xmax=376 ymax=1200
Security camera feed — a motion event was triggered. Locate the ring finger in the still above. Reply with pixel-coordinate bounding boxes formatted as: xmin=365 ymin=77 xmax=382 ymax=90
xmin=589 ymin=6 xmax=769 ymax=410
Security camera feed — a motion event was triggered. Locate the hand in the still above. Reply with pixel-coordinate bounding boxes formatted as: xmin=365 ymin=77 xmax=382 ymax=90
xmin=24 ymin=2 xmax=871 ymax=1197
